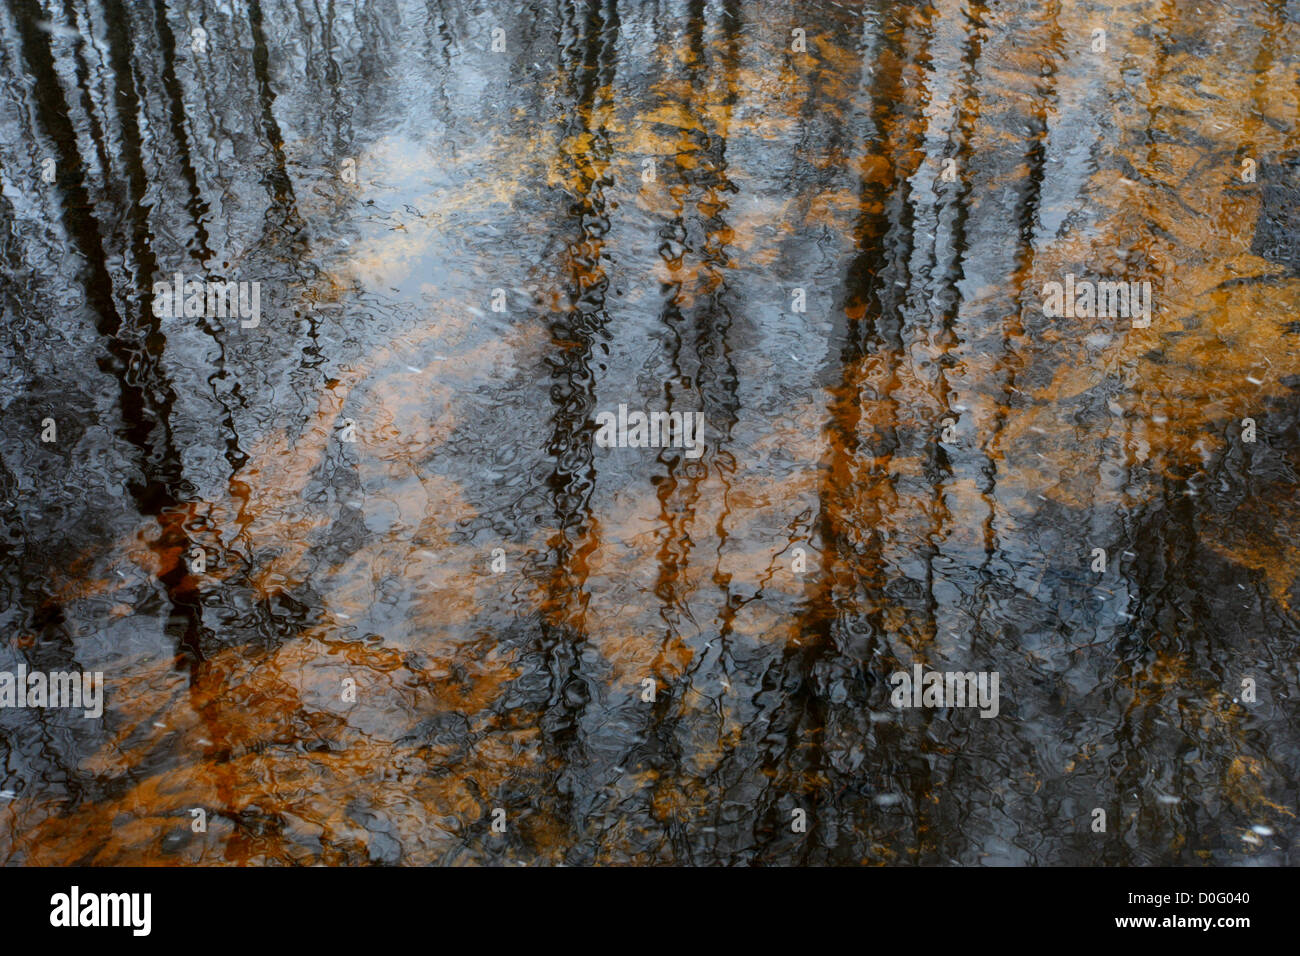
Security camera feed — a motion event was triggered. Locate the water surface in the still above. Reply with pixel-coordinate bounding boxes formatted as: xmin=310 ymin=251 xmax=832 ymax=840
xmin=1 ymin=0 xmax=1298 ymax=865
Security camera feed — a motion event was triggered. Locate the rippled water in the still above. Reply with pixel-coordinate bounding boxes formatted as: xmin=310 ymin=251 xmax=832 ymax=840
xmin=0 ymin=0 xmax=1298 ymax=865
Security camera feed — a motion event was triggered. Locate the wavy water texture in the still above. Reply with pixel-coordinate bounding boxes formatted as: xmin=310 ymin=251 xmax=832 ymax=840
xmin=0 ymin=0 xmax=1297 ymax=865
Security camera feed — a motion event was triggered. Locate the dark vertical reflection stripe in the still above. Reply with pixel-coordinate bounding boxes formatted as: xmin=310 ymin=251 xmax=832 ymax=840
xmin=12 ymin=0 xmax=204 ymax=671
